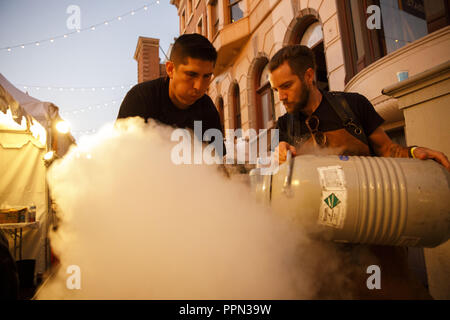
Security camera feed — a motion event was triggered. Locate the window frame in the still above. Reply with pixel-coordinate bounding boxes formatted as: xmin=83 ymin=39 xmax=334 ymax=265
xmin=256 ymin=82 xmax=275 ymax=129
xmin=232 ymin=84 xmax=242 ymax=130
xmin=181 ymin=9 xmax=186 ymax=33
xmin=216 ymin=96 xmax=225 ymax=129
xmin=337 ymin=0 xmax=450 ymax=84
xmin=337 ymin=0 xmax=384 ymax=84
xmin=425 ymin=0 xmax=450 ymax=32
xmin=228 ymin=0 xmax=245 ymax=24
xmin=212 ymin=0 xmax=220 ymax=36
xmin=255 ymin=61 xmax=275 ymax=130
xmin=197 ymin=15 xmax=204 ymax=35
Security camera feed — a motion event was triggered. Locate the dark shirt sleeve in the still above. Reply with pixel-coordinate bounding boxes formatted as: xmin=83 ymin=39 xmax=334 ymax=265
xmin=275 ymin=115 xmax=290 ymax=145
xmin=353 ymin=93 xmax=385 ymax=136
xmin=117 ymin=86 xmax=148 ymax=120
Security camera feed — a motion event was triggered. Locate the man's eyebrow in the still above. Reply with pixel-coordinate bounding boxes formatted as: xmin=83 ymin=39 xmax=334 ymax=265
xmin=272 ymin=80 xmax=291 ymax=91
xmin=278 ymin=81 xmax=292 ymax=88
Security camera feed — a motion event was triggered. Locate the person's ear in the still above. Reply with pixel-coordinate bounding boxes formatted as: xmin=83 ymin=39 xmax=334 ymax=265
xmin=166 ymin=61 xmax=175 ymax=79
xmin=304 ymin=68 xmax=315 ymax=86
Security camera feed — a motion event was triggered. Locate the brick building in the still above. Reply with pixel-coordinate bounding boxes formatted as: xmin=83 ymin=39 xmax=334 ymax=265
xmin=134 ymin=36 xmax=167 ymax=84
xmin=170 ymin=0 xmax=450 ymax=299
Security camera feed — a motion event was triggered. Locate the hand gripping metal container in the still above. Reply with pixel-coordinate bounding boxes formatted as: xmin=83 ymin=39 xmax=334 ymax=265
xmin=249 ymin=155 xmax=450 ymax=248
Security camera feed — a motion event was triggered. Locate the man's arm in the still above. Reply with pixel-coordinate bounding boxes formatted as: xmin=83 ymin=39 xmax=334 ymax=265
xmin=369 ymin=127 xmax=450 ymax=171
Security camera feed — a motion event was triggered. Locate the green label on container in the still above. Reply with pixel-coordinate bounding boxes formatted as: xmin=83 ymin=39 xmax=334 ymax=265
xmin=324 ymin=193 xmax=341 ymax=209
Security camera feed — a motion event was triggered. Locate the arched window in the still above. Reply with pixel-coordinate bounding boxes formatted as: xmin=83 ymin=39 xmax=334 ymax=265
xmin=285 ymin=15 xmax=329 ymax=92
xmin=256 ymin=63 xmax=275 ymax=129
xmin=232 ymin=83 xmax=241 ymax=131
xmin=216 ymin=96 xmax=224 ymax=129
xmin=301 ymin=21 xmax=328 ymax=92
xmin=300 ymin=21 xmax=323 ymax=48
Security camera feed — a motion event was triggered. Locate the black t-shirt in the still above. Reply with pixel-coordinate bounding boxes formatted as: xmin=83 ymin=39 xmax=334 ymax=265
xmin=276 ymin=91 xmax=384 ymax=146
xmin=117 ymin=77 xmax=225 ymax=152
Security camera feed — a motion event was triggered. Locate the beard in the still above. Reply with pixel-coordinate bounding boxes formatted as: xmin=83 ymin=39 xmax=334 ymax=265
xmin=292 ymin=80 xmax=310 ymax=114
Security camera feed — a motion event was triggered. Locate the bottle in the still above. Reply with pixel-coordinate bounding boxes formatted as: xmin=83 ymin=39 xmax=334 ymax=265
xmin=28 ymin=204 xmax=36 ymax=223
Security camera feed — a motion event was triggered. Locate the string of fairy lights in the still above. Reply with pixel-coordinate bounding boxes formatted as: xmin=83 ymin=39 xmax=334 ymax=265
xmin=1 ymin=2 xmax=171 ymax=138
xmin=1 ymin=1 xmax=161 ymax=52
xmin=59 ymin=97 xmax=124 ymax=117
xmin=18 ymin=83 xmax=131 ymax=136
xmin=62 ymin=98 xmax=123 ymax=137
xmin=17 ymin=83 xmax=135 ymax=92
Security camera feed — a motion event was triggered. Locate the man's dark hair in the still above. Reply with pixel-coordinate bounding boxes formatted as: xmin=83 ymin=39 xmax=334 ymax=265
xmin=268 ymin=45 xmax=316 ymax=80
xmin=170 ymin=33 xmax=217 ymax=67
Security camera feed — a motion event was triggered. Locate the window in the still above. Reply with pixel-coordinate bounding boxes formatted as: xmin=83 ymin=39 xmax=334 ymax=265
xmin=216 ymin=97 xmax=224 ymax=129
xmin=299 ymin=22 xmax=329 ymax=91
xmin=300 ymin=22 xmax=324 ymax=48
xmin=211 ymin=0 xmax=220 ymax=36
xmin=380 ymin=0 xmax=449 ymax=54
xmin=349 ymin=0 xmax=366 ymax=63
xmin=256 ymin=64 xmax=275 ymax=129
xmin=204 ymin=13 xmax=208 ymax=37
xmin=181 ymin=10 xmax=186 ymax=32
xmin=197 ymin=17 xmax=203 ymax=35
xmin=229 ymin=0 xmax=245 ymax=23
xmin=337 ymin=0 xmax=450 ymax=83
xmin=232 ymin=84 xmax=241 ymax=131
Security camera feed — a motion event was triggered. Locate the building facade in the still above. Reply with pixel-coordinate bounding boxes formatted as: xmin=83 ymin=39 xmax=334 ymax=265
xmin=134 ymin=36 xmax=167 ymax=84
xmin=170 ymin=0 xmax=450 ymax=298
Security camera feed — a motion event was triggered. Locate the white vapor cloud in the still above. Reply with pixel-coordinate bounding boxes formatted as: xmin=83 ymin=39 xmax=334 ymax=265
xmin=37 ymin=117 xmax=357 ymax=300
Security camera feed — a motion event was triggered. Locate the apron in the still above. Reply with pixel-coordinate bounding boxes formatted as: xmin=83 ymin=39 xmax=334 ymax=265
xmin=295 ymin=128 xmax=371 ymax=157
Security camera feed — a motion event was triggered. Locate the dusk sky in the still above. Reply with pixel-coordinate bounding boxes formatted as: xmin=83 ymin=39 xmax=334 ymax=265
xmin=0 ymin=0 xmax=179 ymax=141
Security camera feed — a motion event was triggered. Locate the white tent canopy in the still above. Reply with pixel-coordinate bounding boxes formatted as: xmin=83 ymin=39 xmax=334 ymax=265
xmin=0 ymin=73 xmax=75 ymax=156
xmin=0 ymin=72 xmax=77 ymax=279
xmin=0 ymin=82 xmax=49 ymax=276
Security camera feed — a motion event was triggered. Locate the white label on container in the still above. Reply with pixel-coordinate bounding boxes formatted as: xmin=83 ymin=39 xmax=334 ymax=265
xmin=317 ymin=166 xmax=347 ymax=229
xmin=317 ymin=166 xmax=346 ymax=191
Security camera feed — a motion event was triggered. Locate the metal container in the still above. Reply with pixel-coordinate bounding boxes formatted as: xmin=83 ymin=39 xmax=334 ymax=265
xmin=250 ymin=155 xmax=450 ymax=248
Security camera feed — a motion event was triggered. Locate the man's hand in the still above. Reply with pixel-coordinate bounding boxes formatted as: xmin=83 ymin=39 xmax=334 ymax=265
xmin=275 ymin=141 xmax=297 ymax=165
xmin=412 ymin=147 xmax=450 ymax=171
xmin=369 ymin=127 xmax=450 ymax=172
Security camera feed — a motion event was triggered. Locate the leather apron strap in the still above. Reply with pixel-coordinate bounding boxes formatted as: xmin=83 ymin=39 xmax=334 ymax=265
xmin=323 ymin=91 xmax=369 ymax=146
xmin=296 ymin=128 xmax=371 ymax=156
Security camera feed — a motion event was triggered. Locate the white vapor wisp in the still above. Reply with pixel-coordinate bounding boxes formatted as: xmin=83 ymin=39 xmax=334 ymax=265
xmin=37 ymin=117 xmax=356 ymax=299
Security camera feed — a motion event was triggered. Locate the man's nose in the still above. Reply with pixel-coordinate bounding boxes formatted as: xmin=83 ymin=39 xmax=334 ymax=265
xmin=193 ymin=78 xmax=203 ymax=91
xmin=278 ymin=90 xmax=287 ymax=101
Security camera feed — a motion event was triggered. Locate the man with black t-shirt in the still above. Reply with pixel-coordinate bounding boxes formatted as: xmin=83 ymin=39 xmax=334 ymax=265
xmin=268 ymin=45 xmax=449 ymax=299
xmin=117 ymin=33 xmax=224 ymax=155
